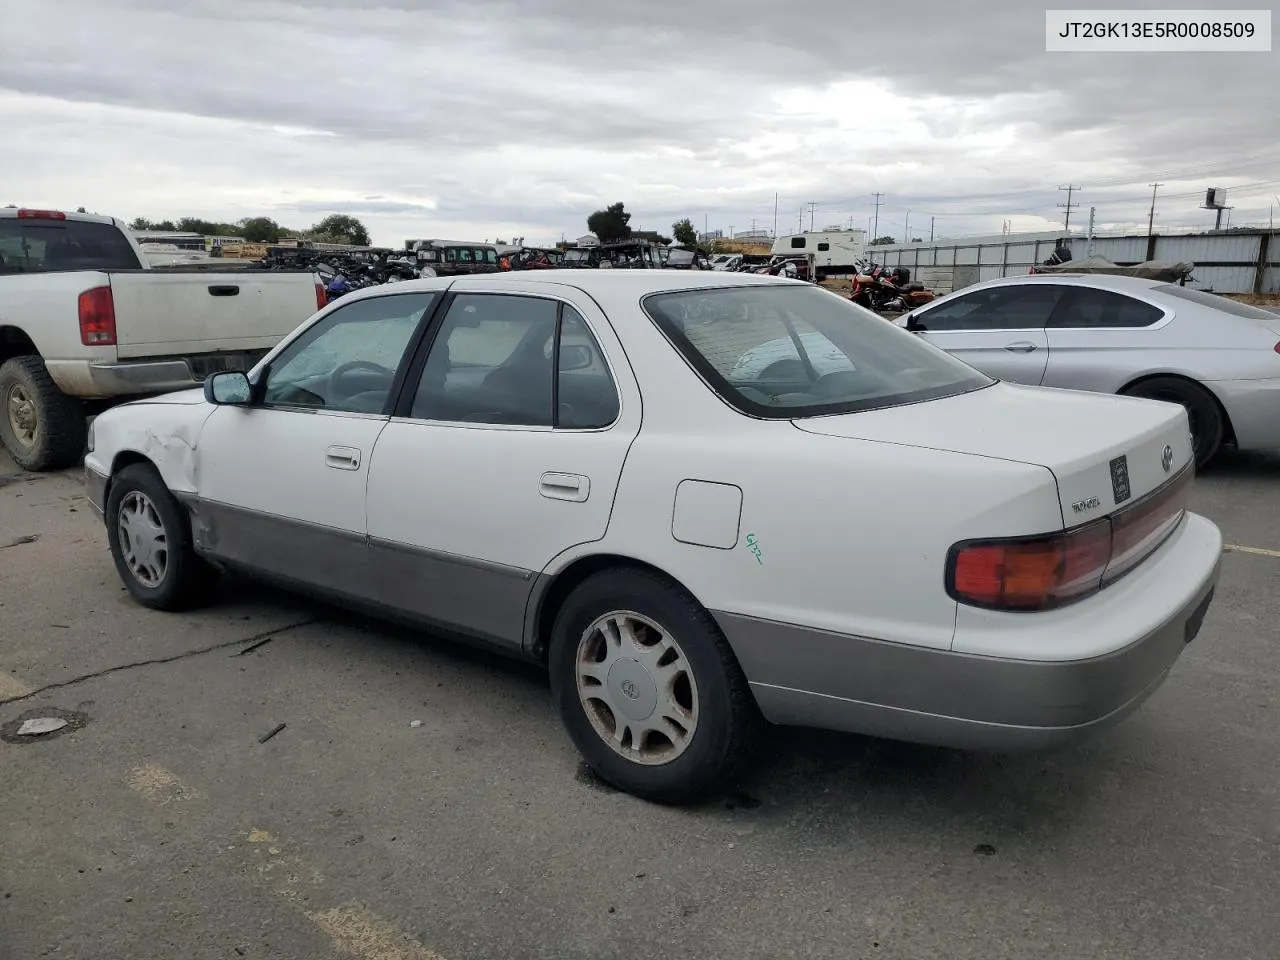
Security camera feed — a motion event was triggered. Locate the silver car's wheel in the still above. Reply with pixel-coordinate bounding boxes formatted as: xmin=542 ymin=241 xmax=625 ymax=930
xmin=575 ymin=610 xmax=700 ymax=766
xmin=117 ymin=490 xmax=169 ymax=589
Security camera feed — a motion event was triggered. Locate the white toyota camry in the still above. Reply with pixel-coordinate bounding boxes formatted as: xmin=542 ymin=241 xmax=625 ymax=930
xmin=85 ymin=270 xmax=1223 ymax=804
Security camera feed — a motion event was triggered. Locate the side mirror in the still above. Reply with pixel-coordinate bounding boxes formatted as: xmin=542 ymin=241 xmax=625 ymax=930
xmin=204 ymin=370 xmax=252 ymax=405
xmin=560 ymin=344 xmax=593 ymax=371
xmin=905 ymin=313 xmax=925 ymax=332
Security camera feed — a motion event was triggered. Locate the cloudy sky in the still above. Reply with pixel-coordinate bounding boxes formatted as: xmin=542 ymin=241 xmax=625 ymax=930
xmin=2 ymin=0 xmax=1277 ymax=247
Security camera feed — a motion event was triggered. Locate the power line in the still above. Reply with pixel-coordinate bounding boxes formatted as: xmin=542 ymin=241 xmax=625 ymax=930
xmin=871 ymin=192 xmax=884 ymax=239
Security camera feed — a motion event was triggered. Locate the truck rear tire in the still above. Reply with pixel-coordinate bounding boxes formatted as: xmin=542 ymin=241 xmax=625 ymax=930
xmin=0 ymin=356 xmax=88 ymax=472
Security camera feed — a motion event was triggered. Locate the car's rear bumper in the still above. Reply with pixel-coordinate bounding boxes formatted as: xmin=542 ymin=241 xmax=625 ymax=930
xmin=47 ymin=353 xmax=267 ymax=399
xmin=1204 ymin=377 xmax=1280 ymax=451
xmin=716 ymin=512 xmax=1222 ymax=751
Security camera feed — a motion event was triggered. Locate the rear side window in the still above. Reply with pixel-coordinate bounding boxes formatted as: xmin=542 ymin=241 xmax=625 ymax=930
xmin=817 ymin=242 xmax=830 ymax=251
xmin=916 ymin=284 xmax=1069 ymax=331
xmin=0 ymin=218 xmax=142 ymax=273
xmin=1051 ymin=288 xmax=1165 ymax=329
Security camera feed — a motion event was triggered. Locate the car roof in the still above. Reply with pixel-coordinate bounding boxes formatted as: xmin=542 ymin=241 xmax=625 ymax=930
xmin=338 ymin=268 xmax=804 ymax=308
xmin=977 ymin=273 xmax=1166 ymax=292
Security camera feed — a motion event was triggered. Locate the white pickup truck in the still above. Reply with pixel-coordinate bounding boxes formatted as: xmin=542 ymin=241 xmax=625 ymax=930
xmin=0 ymin=207 xmax=323 ymax=471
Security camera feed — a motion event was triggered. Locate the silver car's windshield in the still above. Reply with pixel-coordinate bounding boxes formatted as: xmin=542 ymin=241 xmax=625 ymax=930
xmin=642 ymin=284 xmax=994 ymax=418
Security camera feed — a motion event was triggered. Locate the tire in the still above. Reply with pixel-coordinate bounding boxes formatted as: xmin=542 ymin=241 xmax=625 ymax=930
xmin=548 ymin=568 xmax=759 ymax=805
xmin=1122 ymin=376 xmax=1225 ymax=468
xmin=105 ymin=463 xmax=219 ymax=611
xmin=0 ymin=355 xmax=88 ymax=472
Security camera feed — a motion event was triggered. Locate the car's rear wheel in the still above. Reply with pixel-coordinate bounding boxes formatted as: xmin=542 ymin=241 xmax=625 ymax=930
xmin=548 ymin=568 xmax=759 ymax=805
xmin=106 ymin=463 xmax=219 ymax=610
xmin=1123 ymin=376 xmax=1225 ymax=468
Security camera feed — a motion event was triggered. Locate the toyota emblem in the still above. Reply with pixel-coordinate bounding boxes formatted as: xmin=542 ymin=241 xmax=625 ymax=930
xmin=620 ymin=680 xmax=640 ymax=700
xmin=1160 ymin=444 xmax=1174 ymax=473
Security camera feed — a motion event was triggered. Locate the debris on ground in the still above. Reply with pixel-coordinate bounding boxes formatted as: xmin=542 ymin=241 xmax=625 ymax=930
xmin=410 ymin=720 xmax=423 ymax=728
xmin=17 ymin=717 xmax=68 ymax=736
xmin=258 ymin=722 xmax=287 ymax=744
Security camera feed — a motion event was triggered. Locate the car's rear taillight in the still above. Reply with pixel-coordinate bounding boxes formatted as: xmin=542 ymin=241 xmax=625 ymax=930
xmin=17 ymin=208 xmax=67 ymax=220
xmin=315 ymin=281 xmax=326 ymax=311
xmin=948 ymin=465 xmax=1191 ymax=612
xmin=78 ymin=285 xmax=117 ymax=345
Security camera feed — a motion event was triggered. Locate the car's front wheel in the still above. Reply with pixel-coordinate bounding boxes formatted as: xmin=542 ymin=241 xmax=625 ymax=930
xmin=549 ymin=568 xmax=759 ymax=804
xmin=106 ymin=463 xmax=219 ymax=610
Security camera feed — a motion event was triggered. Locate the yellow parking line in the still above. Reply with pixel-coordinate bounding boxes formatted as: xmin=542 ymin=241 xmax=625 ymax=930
xmin=0 ymin=671 xmax=33 ymax=702
xmin=1224 ymin=543 xmax=1280 ymax=559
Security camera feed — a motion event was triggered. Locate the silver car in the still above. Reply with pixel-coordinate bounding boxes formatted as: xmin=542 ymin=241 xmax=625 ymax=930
xmin=901 ymin=274 xmax=1280 ymax=466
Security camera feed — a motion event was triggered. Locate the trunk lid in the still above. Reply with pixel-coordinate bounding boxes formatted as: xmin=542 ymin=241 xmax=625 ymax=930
xmin=107 ymin=271 xmax=319 ymax=358
xmin=792 ymin=382 xmax=1192 ymax=526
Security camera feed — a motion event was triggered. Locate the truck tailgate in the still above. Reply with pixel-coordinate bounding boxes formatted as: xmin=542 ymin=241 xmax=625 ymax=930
xmin=108 ymin=271 xmax=319 ymax=359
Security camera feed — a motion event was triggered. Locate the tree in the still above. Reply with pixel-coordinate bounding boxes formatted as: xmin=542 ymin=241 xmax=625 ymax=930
xmin=311 ymin=214 xmax=370 ymax=246
xmin=910 ymin=237 xmax=923 ymax=243
xmin=128 ymin=217 xmax=152 ymax=230
xmin=868 ymin=235 xmax=897 ymax=246
xmin=239 ymin=217 xmax=282 ymax=243
xmin=587 ymin=202 xmax=632 ymax=242
xmin=671 ymin=217 xmax=697 ymax=246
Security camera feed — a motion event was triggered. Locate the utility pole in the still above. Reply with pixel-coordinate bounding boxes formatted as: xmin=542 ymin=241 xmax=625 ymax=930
xmin=704 ymin=213 xmax=708 ymax=240
xmin=904 ymin=211 xmax=910 ymax=243
xmin=930 ymin=216 xmax=935 ymax=242
xmin=871 ymin=192 xmax=884 ymax=241
xmin=1058 ymin=184 xmax=1081 ymax=232
xmin=1087 ymin=206 xmax=1096 ymax=257
xmin=806 ymin=202 xmax=817 ymax=232
xmin=728 ymin=224 xmax=734 ymax=240
xmin=1146 ymin=183 xmax=1163 ymax=237
xmin=773 ymin=192 xmax=778 ymax=238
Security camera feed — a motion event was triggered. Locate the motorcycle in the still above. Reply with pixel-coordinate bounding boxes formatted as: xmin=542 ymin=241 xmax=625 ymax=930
xmin=849 ymin=258 xmax=935 ymax=312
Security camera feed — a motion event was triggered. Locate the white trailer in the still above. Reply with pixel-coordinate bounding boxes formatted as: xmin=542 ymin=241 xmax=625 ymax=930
xmin=771 ymin=230 xmax=867 ymax=279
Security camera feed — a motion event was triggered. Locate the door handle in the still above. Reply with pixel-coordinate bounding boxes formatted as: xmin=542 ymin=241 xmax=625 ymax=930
xmin=325 ymin=445 xmax=361 ymax=470
xmin=207 ymin=285 xmax=240 ymax=297
xmin=540 ymin=472 xmax=589 ymax=502
xmin=1004 ymin=341 xmax=1038 ymax=353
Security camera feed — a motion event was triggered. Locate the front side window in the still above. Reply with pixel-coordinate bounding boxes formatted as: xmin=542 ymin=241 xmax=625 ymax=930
xmin=261 ymin=292 xmax=437 ymax=413
xmin=790 ymin=237 xmax=806 ymax=249
xmin=817 ymin=242 xmax=831 ymax=252
xmin=643 ymin=284 xmax=991 ymax=418
xmin=916 ymin=284 xmax=1068 ymax=331
xmin=1050 ymin=287 xmax=1166 ymax=329
xmin=456 ymin=248 xmax=474 ymax=263
xmin=481 ymin=248 xmax=498 ymax=264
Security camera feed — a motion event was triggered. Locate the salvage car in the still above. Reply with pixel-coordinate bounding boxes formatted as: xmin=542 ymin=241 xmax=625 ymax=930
xmin=85 ymin=271 xmax=1222 ymax=804
xmin=900 ymin=273 xmax=1280 ymax=467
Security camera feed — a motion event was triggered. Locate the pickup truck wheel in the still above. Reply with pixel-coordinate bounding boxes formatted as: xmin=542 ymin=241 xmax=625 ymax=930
xmin=0 ymin=356 xmax=88 ymax=472
xmin=106 ymin=463 xmax=219 ymax=611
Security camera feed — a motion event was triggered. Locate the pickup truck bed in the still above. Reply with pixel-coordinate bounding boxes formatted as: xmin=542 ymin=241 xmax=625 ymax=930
xmin=1 ymin=208 xmax=322 ymax=470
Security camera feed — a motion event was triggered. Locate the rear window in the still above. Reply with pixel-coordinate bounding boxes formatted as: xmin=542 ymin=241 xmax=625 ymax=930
xmin=642 ymin=284 xmax=993 ymax=418
xmin=0 ymin=218 xmax=142 ymax=273
xmin=1155 ymin=284 xmax=1280 ymax=320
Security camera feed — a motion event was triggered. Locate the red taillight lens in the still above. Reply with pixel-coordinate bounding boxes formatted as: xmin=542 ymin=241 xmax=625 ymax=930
xmin=1105 ymin=466 xmax=1192 ymax=583
xmin=951 ymin=520 xmax=1110 ymax=611
xmin=17 ymin=208 xmax=67 ymax=220
xmin=315 ymin=281 xmax=326 ymax=311
xmin=78 ymin=285 xmax=117 ymax=345
xmin=948 ymin=466 xmax=1191 ymax=612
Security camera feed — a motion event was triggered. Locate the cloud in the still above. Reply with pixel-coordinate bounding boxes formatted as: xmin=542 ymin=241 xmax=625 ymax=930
xmin=1 ymin=0 xmax=1275 ymax=246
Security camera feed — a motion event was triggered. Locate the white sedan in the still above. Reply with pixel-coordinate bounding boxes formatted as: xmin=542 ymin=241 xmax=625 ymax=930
xmin=85 ymin=271 xmax=1223 ymax=804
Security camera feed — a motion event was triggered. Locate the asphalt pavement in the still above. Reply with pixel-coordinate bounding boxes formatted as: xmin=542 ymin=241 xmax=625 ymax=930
xmin=2 ymin=447 xmax=1278 ymax=960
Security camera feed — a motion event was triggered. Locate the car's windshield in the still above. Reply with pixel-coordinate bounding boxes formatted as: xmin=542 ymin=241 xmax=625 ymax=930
xmin=0 ymin=218 xmax=142 ymax=273
xmin=642 ymin=284 xmax=993 ymax=418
